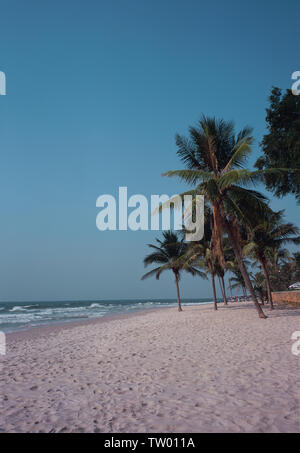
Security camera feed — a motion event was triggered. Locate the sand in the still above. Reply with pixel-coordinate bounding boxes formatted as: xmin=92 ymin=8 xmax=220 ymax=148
xmin=0 ymin=302 xmax=299 ymax=433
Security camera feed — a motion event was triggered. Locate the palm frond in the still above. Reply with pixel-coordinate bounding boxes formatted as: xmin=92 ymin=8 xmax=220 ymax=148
xmin=219 ymin=168 xmax=300 ymax=191
xmin=152 ymin=190 xmax=197 ymax=215
xmin=162 ymin=169 xmax=212 ymax=185
xmin=141 ymin=264 xmax=169 ymax=281
xmin=222 ymin=135 xmax=253 ymax=173
xmin=143 ymin=252 xmax=169 ymax=266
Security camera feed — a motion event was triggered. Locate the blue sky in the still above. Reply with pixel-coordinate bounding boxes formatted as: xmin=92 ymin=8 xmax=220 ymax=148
xmin=0 ymin=0 xmax=299 ymax=301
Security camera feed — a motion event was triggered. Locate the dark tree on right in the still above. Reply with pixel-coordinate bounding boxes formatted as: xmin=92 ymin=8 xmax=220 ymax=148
xmin=255 ymin=87 xmax=300 ymax=203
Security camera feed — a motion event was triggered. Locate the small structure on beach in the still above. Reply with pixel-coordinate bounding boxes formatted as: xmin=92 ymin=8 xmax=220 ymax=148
xmin=288 ymin=282 xmax=300 ymax=290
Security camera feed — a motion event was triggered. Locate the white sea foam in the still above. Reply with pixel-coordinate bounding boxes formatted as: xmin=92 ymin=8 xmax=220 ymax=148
xmin=0 ymin=299 xmax=214 ymax=332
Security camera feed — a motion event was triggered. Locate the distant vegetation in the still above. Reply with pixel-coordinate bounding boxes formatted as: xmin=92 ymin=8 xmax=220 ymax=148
xmin=142 ymin=90 xmax=300 ymax=318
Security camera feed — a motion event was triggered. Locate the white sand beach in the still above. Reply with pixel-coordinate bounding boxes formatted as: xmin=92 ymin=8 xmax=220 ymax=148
xmin=0 ymin=302 xmax=299 ymax=433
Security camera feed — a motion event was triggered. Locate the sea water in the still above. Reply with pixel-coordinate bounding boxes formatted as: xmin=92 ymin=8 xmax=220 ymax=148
xmin=0 ymin=298 xmax=215 ymax=333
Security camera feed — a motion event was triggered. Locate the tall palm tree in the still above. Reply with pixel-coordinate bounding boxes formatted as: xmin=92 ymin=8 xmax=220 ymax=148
xmin=162 ymin=116 xmax=290 ymax=318
xmin=141 ymin=231 xmax=206 ymax=311
xmin=244 ymin=211 xmax=300 ymax=309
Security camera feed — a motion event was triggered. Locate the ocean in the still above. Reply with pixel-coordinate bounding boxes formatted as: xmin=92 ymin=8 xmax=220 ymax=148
xmin=0 ymin=298 xmax=215 ymax=333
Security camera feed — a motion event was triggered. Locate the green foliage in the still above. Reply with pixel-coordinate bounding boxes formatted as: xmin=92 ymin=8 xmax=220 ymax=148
xmin=244 ymin=210 xmax=300 ymax=262
xmin=149 ymin=112 xmax=299 ymax=314
xmin=229 ymin=269 xmax=247 ymax=295
xmin=163 ymin=116 xmax=273 ymax=232
xmin=255 ymin=87 xmax=300 ymax=203
xmin=251 ymin=272 xmax=267 ymax=302
xmin=268 ymin=251 xmax=300 ymax=291
xmin=141 ymin=230 xmax=206 ymax=280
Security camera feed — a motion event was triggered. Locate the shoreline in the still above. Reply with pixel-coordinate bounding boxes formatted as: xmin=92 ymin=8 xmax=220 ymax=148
xmin=1 ymin=302 xmax=299 ymax=433
xmin=6 ymin=305 xmax=165 ymax=342
xmin=4 ymin=300 xmax=217 ymax=339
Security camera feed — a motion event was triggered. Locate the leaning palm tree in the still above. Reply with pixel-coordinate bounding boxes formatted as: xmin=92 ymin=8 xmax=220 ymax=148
xmin=244 ymin=210 xmax=300 ymax=309
xmin=162 ymin=116 xmax=293 ymax=318
xmin=141 ymin=231 xmax=206 ymax=311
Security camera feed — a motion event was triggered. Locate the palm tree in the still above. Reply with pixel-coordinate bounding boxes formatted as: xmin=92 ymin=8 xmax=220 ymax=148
xmin=182 ymin=207 xmax=221 ymax=310
xmin=216 ymin=268 xmax=228 ymax=305
xmin=220 ymin=238 xmax=242 ymax=303
xmin=266 ymin=247 xmax=291 ymax=291
xmin=216 ymin=239 xmax=240 ymax=305
xmin=267 ymin=247 xmax=290 ymax=275
xmin=268 ymin=249 xmax=300 ymax=291
xmin=141 ymin=231 xmax=206 ymax=311
xmin=227 ymin=256 xmax=252 ymax=298
xmin=162 ymin=116 xmax=290 ymax=318
xmin=251 ymin=272 xmax=267 ymax=304
xmin=292 ymin=252 xmax=300 ymax=281
xmin=187 ymin=242 xmax=219 ymax=310
xmin=229 ymin=269 xmax=247 ymax=297
xmin=228 ymin=278 xmax=233 ymax=299
xmin=244 ymin=210 xmax=300 ymax=309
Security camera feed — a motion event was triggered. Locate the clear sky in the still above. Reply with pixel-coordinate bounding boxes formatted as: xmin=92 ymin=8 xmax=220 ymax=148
xmin=0 ymin=0 xmax=299 ymax=301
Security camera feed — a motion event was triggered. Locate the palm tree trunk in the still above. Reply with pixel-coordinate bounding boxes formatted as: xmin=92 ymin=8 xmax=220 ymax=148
xmin=224 ymin=222 xmax=267 ymax=318
xmin=174 ymin=272 xmax=182 ymax=312
xmin=221 ymin=275 xmax=228 ymax=305
xmin=258 ymin=256 xmax=274 ymax=310
xmin=218 ymin=276 xmax=224 ymax=300
xmin=229 ymin=279 xmax=233 ymax=299
xmin=211 ymin=273 xmax=218 ymax=310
